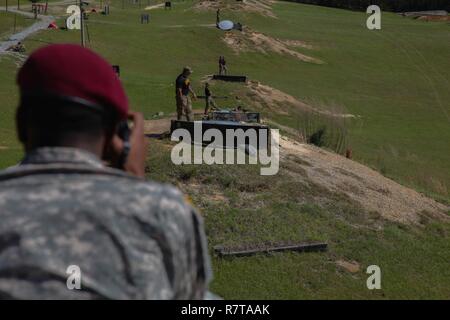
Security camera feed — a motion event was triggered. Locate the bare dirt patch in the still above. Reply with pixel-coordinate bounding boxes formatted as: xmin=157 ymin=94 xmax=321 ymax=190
xmin=416 ymin=15 xmax=450 ymax=22
xmin=336 ymin=260 xmax=360 ymax=273
xmin=194 ymin=0 xmax=277 ymax=18
xmin=209 ymin=192 xmax=228 ymax=203
xmin=162 ymin=24 xmax=217 ymax=28
xmin=245 ymin=81 xmax=356 ymax=118
xmin=279 ymin=136 xmax=450 ymax=225
xmin=144 ymin=118 xmax=172 ymax=136
xmin=281 ymin=39 xmax=315 ymax=50
xmin=144 ymin=3 xmax=165 ymax=11
xmin=223 ymin=28 xmax=322 ymax=64
xmin=177 ymin=178 xmax=231 ymax=207
xmin=144 ymin=109 xmax=205 ymax=136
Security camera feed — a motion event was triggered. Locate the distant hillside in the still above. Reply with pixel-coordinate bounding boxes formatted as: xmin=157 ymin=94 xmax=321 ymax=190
xmin=282 ymin=0 xmax=450 ymax=12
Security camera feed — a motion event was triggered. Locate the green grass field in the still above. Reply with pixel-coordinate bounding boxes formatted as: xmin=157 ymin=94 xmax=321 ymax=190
xmin=0 ymin=0 xmax=449 ymax=298
xmin=147 ymin=139 xmax=450 ymax=299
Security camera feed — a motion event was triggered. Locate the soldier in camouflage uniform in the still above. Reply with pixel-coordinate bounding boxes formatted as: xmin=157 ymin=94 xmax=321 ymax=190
xmin=0 ymin=44 xmax=213 ymax=299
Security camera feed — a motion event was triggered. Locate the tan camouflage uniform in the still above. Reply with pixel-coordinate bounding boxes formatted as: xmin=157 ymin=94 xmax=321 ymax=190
xmin=176 ymin=95 xmax=193 ymax=122
xmin=0 ymin=147 xmax=212 ymax=299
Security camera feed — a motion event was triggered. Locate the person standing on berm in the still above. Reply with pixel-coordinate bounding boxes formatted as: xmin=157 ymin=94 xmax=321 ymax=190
xmin=175 ymin=66 xmax=197 ymax=121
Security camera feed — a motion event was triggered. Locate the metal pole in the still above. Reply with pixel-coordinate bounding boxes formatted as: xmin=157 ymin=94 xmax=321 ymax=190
xmin=13 ymin=13 xmax=17 ymax=32
xmin=17 ymin=0 xmax=19 ymax=10
xmin=80 ymin=0 xmax=85 ymax=47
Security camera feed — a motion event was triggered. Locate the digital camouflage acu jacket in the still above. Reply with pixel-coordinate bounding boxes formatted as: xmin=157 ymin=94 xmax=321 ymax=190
xmin=0 ymin=147 xmax=212 ymax=299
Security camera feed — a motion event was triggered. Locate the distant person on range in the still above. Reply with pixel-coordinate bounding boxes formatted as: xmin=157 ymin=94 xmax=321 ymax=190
xmin=218 ymin=56 xmax=228 ymax=75
xmin=216 ymin=8 xmax=220 ymax=27
xmin=175 ymin=66 xmax=197 ymax=121
xmin=8 ymin=41 xmax=26 ymax=53
xmin=204 ymin=82 xmax=218 ymax=115
xmin=0 ymin=44 xmax=213 ymax=299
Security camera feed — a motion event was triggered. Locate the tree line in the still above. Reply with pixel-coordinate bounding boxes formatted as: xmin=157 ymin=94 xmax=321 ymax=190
xmin=282 ymin=0 xmax=450 ymax=12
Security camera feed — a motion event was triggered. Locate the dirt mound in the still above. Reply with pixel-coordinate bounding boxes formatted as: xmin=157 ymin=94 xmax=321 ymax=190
xmin=246 ymin=81 xmax=356 ymax=118
xmin=336 ymin=260 xmax=360 ymax=273
xmin=194 ymin=0 xmax=277 ymax=18
xmin=281 ymin=39 xmax=315 ymax=50
xmin=223 ymin=28 xmax=322 ymax=64
xmin=416 ymin=15 xmax=450 ymax=21
xmin=144 ymin=118 xmax=172 ymax=136
xmin=162 ymin=24 xmax=217 ymax=28
xmin=279 ymin=136 xmax=450 ymax=225
xmin=144 ymin=3 xmax=165 ymax=10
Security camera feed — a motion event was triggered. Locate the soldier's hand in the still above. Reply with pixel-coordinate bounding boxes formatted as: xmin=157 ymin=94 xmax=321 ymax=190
xmin=110 ymin=112 xmax=147 ymax=178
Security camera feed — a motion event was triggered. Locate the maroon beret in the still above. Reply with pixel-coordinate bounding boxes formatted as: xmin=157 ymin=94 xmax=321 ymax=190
xmin=17 ymin=44 xmax=129 ymax=119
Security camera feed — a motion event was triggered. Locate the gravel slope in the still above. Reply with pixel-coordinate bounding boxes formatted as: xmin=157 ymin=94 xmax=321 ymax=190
xmin=280 ymin=136 xmax=449 ymax=224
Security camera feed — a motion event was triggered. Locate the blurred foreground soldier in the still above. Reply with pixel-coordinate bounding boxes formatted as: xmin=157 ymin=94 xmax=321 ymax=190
xmin=0 ymin=44 xmax=212 ymax=299
xmin=175 ymin=66 xmax=197 ymax=121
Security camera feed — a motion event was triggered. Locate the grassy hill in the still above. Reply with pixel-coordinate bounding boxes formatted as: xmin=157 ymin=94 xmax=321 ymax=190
xmin=0 ymin=0 xmax=449 ymax=298
xmin=1 ymin=0 xmax=449 ymax=199
xmin=147 ymin=135 xmax=450 ymax=299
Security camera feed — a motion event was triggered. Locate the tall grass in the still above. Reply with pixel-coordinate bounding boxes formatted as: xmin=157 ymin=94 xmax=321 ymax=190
xmin=297 ymin=101 xmax=351 ymax=155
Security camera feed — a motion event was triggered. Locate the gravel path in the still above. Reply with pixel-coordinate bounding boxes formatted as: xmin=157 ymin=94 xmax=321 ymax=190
xmin=0 ymin=7 xmax=55 ymax=53
xmin=0 ymin=0 xmax=76 ymax=54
